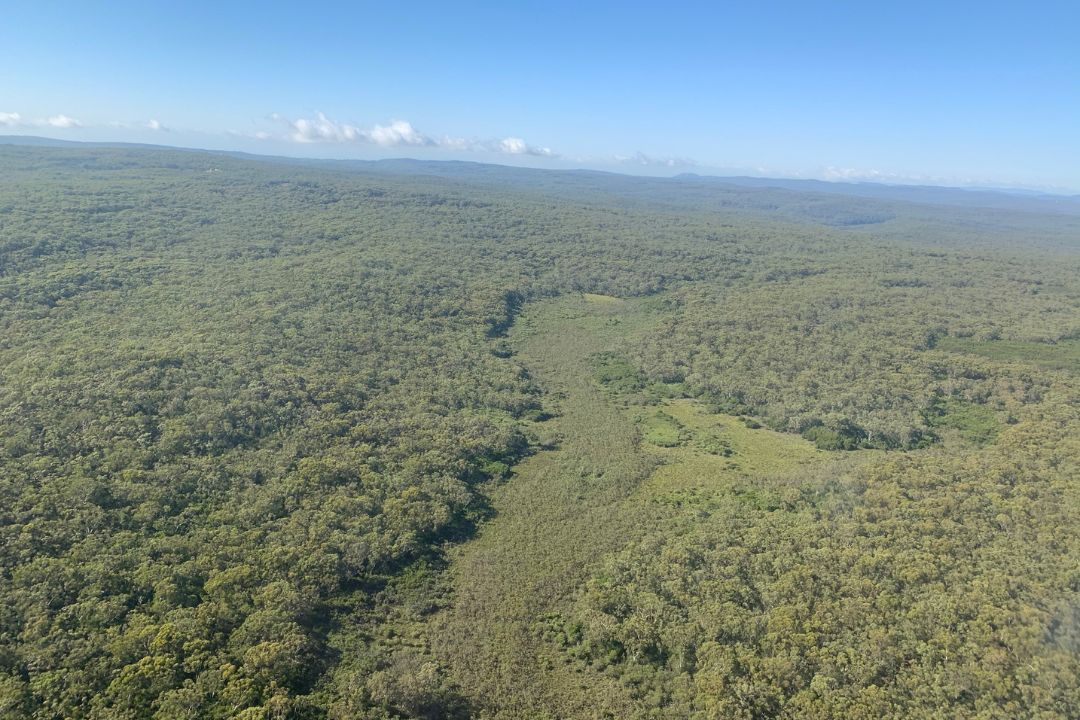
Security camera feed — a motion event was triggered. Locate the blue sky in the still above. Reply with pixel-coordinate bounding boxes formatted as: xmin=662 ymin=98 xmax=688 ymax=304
xmin=2 ymin=1 xmax=1078 ymax=190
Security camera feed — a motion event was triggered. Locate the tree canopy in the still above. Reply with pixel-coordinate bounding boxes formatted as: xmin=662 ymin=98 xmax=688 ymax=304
xmin=0 ymin=144 xmax=1077 ymax=718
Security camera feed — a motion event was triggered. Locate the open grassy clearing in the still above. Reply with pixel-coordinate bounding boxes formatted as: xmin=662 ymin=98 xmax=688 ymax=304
xmin=935 ymin=336 xmax=1080 ymax=373
xmin=581 ymin=292 xmax=623 ymax=304
xmin=636 ymin=398 xmax=843 ymax=491
xmin=430 ymin=293 xmax=666 ymax=717
xmin=430 ymin=293 xmax=874 ymax=718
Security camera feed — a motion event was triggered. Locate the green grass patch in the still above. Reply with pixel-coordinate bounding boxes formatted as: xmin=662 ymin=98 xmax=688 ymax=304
xmin=936 ymin=336 xmax=1080 ymax=373
xmin=926 ymin=397 xmax=999 ymax=445
xmin=638 ymin=399 xmax=836 ymax=491
xmin=581 ymin=292 xmax=622 ymax=304
xmin=592 ymin=351 xmax=648 ymax=393
xmin=641 ymin=411 xmax=686 ymax=447
xmin=694 ymin=434 xmax=733 ymax=457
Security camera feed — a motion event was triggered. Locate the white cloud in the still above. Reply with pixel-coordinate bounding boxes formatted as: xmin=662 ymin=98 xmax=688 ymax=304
xmin=822 ymin=166 xmax=888 ymax=181
xmin=820 ymin=166 xmax=945 ymax=185
xmin=437 ymin=135 xmax=471 ymax=151
xmin=0 ymin=111 xmax=84 ymax=129
xmin=497 ymin=137 xmax=556 ymax=157
xmin=498 ymin=137 xmax=528 ymax=154
xmin=366 ymin=120 xmax=432 ymax=147
xmin=267 ymin=113 xmax=559 ymax=158
xmin=46 ymin=114 xmax=81 ymax=128
xmin=615 ymin=151 xmax=696 ymax=168
xmin=107 ymin=119 xmax=169 ymax=131
xmin=285 ymin=112 xmax=362 ymax=143
xmin=282 ymin=114 xmax=435 ymax=147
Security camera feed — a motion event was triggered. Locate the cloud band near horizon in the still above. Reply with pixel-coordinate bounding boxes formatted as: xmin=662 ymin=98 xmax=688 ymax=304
xmin=271 ymin=112 xmax=557 ymax=157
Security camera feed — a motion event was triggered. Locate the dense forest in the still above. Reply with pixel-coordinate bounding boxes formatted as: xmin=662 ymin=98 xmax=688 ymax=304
xmin=0 ymin=142 xmax=1078 ymax=719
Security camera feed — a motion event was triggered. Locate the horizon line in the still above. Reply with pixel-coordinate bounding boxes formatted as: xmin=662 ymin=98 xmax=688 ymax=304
xmin=2 ymin=132 xmax=1078 ymax=199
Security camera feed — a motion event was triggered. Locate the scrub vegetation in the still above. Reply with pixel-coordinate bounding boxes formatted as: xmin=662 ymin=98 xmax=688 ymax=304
xmin=0 ymin=144 xmax=1078 ymax=719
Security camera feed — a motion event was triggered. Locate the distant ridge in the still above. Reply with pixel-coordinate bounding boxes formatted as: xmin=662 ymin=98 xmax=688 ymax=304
xmin=674 ymin=173 xmax=1080 ymax=215
xmin=3 ymin=134 xmax=1079 ymax=217
xmin=0 ymin=135 xmax=89 ymax=148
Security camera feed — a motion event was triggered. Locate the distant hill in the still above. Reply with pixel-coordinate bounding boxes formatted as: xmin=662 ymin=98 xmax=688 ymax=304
xmin=0 ymin=134 xmax=89 ymax=147
xmin=3 ymin=135 xmax=1080 ymax=235
xmin=677 ymin=173 xmax=1080 ymax=216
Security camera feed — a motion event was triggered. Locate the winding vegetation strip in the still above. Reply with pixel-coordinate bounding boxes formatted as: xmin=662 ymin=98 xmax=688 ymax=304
xmin=432 ymin=294 xmax=665 ymax=716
